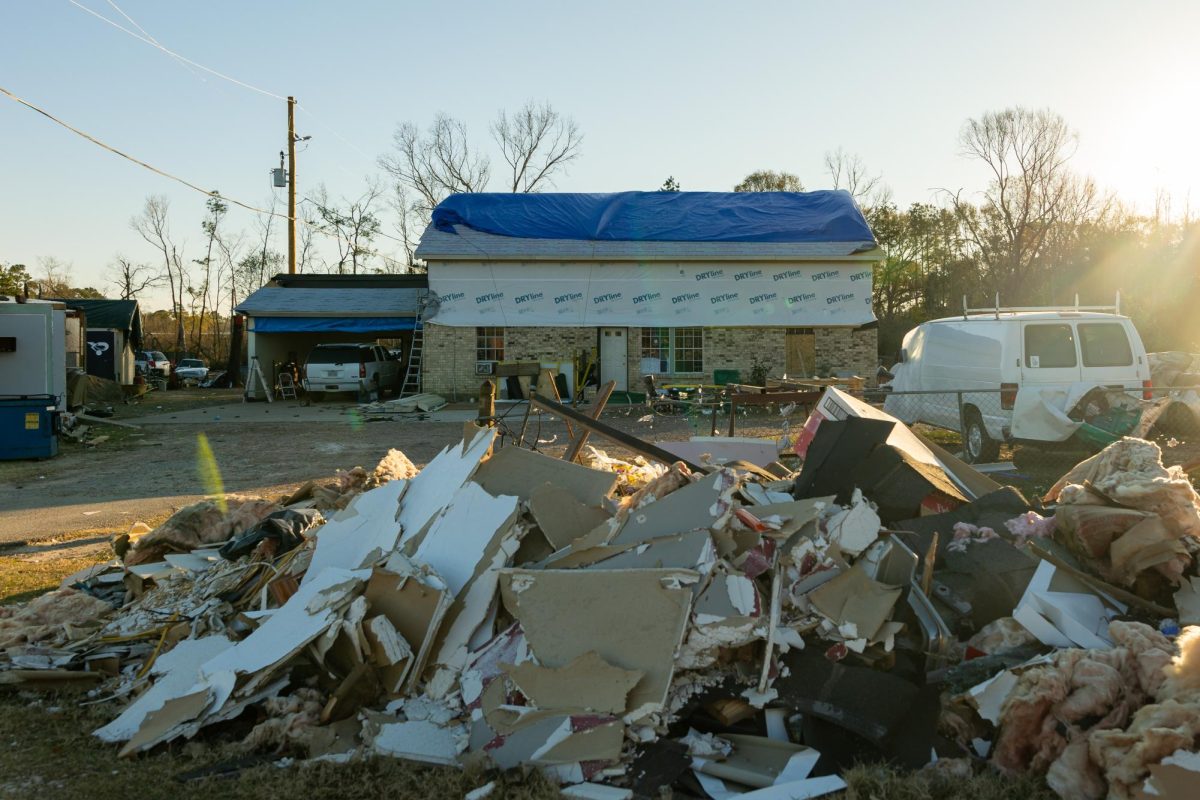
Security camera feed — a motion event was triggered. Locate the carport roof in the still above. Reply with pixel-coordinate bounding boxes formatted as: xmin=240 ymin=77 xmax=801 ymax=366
xmin=235 ymin=285 xmax=424 ymax=317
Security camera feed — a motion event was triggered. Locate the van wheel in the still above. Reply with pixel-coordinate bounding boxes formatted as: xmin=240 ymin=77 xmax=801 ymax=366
xmin=964 ymin=408 xmax=1000 ymax=464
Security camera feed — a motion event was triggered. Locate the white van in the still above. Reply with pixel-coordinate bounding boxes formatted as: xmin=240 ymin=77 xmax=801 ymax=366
xmin=884 ymin=307 xmax=1151 ymax=462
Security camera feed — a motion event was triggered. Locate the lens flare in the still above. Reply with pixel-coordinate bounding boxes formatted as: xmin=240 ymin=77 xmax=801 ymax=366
xmin=196 ymin=432 xmax=227 ymax=512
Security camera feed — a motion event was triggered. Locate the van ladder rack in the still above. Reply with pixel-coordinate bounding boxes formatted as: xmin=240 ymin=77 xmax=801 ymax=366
xmin=962 ymin=291 xmax=1120 ymax=319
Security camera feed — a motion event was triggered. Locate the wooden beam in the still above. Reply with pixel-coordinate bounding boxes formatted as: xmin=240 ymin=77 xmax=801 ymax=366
xmin=563 ymin=380 xmax=615 ymax=463
xmin=531 ymin=394 xmax=704 ymax=472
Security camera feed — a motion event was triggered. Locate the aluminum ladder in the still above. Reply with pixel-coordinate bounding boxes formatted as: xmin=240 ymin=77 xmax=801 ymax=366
xmin=399 ymin=295 xmax=428 ymax=397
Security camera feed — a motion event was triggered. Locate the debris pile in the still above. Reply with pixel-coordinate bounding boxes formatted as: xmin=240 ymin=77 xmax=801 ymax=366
xmin=2 ymin=387 xmax=1198 ymax=799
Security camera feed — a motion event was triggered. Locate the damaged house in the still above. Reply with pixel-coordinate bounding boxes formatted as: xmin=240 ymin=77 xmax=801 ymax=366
xmin=415 ymin=190 xmax=884 ymax=397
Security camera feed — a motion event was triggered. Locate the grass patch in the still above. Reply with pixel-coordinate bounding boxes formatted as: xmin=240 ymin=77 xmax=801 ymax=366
xmin=0 ymin=518 xmax=168 ymax=605
xmin=0 ymin=692 xmax=561 ymax=800
xmin=842 ymin=763 xmax=1056 ymax=800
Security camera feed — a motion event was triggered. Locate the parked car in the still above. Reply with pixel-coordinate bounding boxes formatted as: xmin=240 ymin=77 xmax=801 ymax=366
xmin=301 ymin=343 xmax=400 ymax=399
xmin=175 ymin=358 xmax=209 ymax=383
xmin=883 ymin=309 xmax=1151 ymax=462
xmin=135 ymin=350 xmax=171 ymax=378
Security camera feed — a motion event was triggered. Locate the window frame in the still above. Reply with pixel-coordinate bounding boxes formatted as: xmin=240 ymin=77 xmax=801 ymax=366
xmin=639 ymin=327 xmax=704 ymax=375
xmin=476 ymin=326 xmax=505 ymax=362
xmin=1023 ymin=323 xmax=1078 ymax=369
xmin=1077 ymin=322 xmax=1134 ymax=368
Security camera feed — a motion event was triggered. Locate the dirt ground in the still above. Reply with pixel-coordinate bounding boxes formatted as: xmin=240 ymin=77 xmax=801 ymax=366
xmin=0 ymin=388 xmax=792 ymax=546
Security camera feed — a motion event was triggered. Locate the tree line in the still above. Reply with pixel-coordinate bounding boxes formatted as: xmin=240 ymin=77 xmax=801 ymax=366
xmin=3 ymin=103 xmax=1197 ymax=367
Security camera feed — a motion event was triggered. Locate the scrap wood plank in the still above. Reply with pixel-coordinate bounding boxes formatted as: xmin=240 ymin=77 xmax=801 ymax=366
xmin=563 ymin=380 xmax=616 ymax=463
xmin=531 ymin=394 xmax=704 ymax=472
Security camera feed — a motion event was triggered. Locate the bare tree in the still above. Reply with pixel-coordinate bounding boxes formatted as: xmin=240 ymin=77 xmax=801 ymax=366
xmin=491 ymin=101 xmax=582 ymax=193
xmin=734 ymin=170 xmax=804 ymax=192
xmin=107 ymin=256 xmax=162 ymax=300
xmin=309 ymin=182 xmax=384 ymax=275
xmin=35 ymin=256 xmax=76 ymax=297
xmin=950 ymin=107 xmax=1105 ymax=299
xmin=824 ymin=148 xmax=891 ymax=208
xmin=132 ymin=195 xmax=188 ymax=357
xmin=390 ymin=183 xmax=420 ymax=270
xmin=379 ymin=114 xmax=490 ymax=215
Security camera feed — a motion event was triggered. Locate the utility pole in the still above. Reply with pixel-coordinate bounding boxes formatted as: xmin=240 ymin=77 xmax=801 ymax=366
xmin=287 ymin=95 xmax=297 ymax=275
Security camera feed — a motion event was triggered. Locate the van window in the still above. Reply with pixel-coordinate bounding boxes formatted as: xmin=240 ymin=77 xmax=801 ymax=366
xmin=1078 ymin=323 xmax=1133 ymax=367
xmin=1024 ymin=324 xmax=1077 ymax=368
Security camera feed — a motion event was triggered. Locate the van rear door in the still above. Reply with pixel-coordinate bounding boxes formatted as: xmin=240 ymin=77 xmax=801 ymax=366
xmin=1020 ymin=322 xmax=1082 ymax=387
xmin=1076 ymin=321 xmax=1143 ymax=391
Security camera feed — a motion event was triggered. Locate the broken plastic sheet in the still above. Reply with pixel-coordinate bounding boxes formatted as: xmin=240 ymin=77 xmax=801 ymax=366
xmin=1009 ymin=384 xmax=1091 ymax=442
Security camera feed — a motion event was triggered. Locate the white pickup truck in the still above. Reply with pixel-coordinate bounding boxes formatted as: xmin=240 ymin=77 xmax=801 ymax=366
xmin=302 ymin=343 xmax=401 ymax=399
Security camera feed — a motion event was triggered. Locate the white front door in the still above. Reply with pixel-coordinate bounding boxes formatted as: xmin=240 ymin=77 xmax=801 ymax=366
xmin=600 ymin=328 xmax=628 ymax=391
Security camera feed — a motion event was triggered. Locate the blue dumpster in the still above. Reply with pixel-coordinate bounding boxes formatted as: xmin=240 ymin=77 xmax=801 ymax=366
xmin=0 ymin=395 xmax=60 ymax=460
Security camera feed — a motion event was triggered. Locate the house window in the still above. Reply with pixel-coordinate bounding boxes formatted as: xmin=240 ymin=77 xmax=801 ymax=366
xmin=476 ymin=327 xmax=505 ymax=362
xmin=640 ymin=327 xmax=704 ymax=374
xmin=673 ymin=327 xmax=704 ymax=373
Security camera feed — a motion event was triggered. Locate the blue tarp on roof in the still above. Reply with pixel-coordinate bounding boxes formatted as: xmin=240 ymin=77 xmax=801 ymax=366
xmin=251 ymin=317 xmax=415 ymax=334
xmin=430 ymin=190 xmax=875 ymax=244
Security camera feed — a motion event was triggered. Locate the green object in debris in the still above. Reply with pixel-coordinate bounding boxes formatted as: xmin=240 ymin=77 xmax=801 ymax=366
xmin=1074 ymin=407 xmax=1142 ymax=451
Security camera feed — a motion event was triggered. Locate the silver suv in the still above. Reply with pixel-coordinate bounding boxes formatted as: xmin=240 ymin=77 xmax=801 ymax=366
xmin=302 ymin=343 xmax=400 ymax=399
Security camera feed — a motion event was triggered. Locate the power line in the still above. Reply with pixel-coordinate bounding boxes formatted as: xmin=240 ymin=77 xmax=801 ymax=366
xmin=0 ymin=84 xmax=412 ymax=253
xmin=67 ymin=0 xmax=287 ymax=101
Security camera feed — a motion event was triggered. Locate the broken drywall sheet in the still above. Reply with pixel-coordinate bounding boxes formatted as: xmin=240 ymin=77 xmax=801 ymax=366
xmin=658 ymin=437 xmax=780 ymax=469
xmin=807 ymin=561 xmax=901 ymax=641
xmin=362 ymin=614 xmax=413 ymax=694
xmin=581 ymin=529 xmax=717 ymax=572
xmin=823 ymin=491 xmax=880 ymax=557
xmin=609 ymin=470 xmax=739 ymax=549
xmin=502 ymin=651 xmax=643 ymax=714
xmin=303 ymin=479 xmax=407 ymax=583
xmin=412 ymin=482 xmax=519 ymax=596
xmin=118 ymin=686 xmax=213 ymax=757
xmin=499 ymin=568 xmax=696 ymax=720
xmin=1140 ymin=749 xmax=1200 ymax=800
xmin=366 ymin=716 xmax=465 ymax=765
xmin=425 ymin=530 xmax=525 ymax=695
xmin=200 ymin=567 xmax=370 ymax=683
xmin=748 ymin=497 xmax=834 ymax=539
xmin=742 ymin=483 xmax=796 ymax=507
xmin=1012 ymin=560 xmax=1126 ymax=649
xmin=473 ymin=444 xmax=617 ymax=506
xmin=693 ymin=770 xmax=847 ymax=800
xmin=694 ymin=572 xmax=760 ymax=624
xmin=1175 ymin=576 xmax=1200 ymax=625
xmin=94 ymin=635 xmax=234 ymax=743
xmin=528 ymin=482 xmax=611 ymax=551
xmin=693 ymin=733 xmax=829 ymax=793
xmin=396 ymin=427 xmax=496 ymax=546
xmin=363 ymin=562 xmax=450 ymax=693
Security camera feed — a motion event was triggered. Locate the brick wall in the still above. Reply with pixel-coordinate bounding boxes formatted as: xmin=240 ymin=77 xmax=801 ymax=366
xmin=420 ymin=324 xmax=478 ymax=399
xmin=813 ymin=326 xmax=879 ymax=384
xmin=423 ymin=323 xmax=880 ymax=397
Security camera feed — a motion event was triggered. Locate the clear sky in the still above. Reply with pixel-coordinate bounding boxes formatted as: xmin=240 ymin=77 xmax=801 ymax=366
xmin=4 ymin=1 xmax=1200 ymax=309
